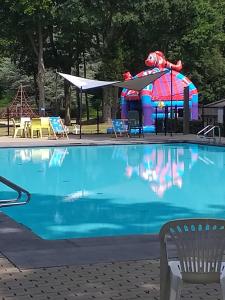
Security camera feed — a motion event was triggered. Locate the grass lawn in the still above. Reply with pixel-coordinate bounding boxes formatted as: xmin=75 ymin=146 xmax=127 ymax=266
xmin=0 ymin=119 xmax=111 ymax=137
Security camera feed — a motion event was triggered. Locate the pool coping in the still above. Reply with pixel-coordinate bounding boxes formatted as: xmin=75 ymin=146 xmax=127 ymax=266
xmin=0 ymin=135 xmax=224 ymax=269
xmin=0 ymin=132 xmax=225 ymax=148
xmin=0 ymin=212 xmax=161 ymax=270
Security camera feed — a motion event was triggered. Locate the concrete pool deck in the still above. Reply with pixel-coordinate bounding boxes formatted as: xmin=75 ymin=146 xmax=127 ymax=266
xmin=0 ymin=132 xmax=224 ymax=148
xmin=0 ymin=133 xmax=224 ymax=299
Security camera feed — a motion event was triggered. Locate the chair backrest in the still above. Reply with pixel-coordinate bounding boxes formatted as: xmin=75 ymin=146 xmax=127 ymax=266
xmin=31 ymin=118 xmax=42 ymax=127
xmin=112 ymin=119 xmax=128 ymax=133
xmin=11 ymin=117 xmax=30 ymax=129
xmin=160 ymin=219 xmax=225 ymax=282
xmin=11 ymin=118 xmax=16 ymax=126
xmin=128 ymin=110 xmax=140 ymax=127
xmin=40 ymin=117 xmax=50 ymax=128
xmin=49 ymin=117 xmax=64 ymax=133
xmin=21 ymin=117 xmax=31 ymax=124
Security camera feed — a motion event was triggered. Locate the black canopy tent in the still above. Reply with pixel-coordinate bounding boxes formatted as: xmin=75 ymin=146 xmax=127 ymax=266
xmin=58 ymin=70 xmax=169 ymax=138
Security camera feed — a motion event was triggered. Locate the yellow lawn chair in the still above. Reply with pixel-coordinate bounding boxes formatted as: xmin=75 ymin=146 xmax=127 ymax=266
xmin=40 ymin=117 xmax=51 ymax=136
xmin=30 ymin=118 xmax=42 ymax=138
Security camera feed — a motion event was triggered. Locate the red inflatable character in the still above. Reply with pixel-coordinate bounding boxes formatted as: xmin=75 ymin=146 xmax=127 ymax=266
xmin=145 ymin=51 xmax=182 ymax=71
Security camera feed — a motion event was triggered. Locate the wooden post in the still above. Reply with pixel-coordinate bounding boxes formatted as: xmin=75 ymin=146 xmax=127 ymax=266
xmin=164 ymin=106 xmax=168 ymax=136
xmin=20 ymin=84 xmax=23 ymax=117
xmin=223 ymin=106 xmax=225 ymax=137
xmin=79 ymin=87 xmax=82 ymax=139
xmin=97 ymin=108 xmax=99 ymax=134
xmin=183 ymin=86 xmax=190 ymax=135
xmin=170 ymin=68 xmax=173 ymax=136
xmin=175 ymin=105 xmax=177 ymax=132
xmin=155 ymin=106 xmax=158 ymax=135
xmin=202 ymin=105 xmax=205 ymax=127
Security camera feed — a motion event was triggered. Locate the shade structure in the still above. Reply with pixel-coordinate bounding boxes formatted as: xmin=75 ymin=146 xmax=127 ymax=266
xmin=58 ymin=73 xmax=120 ymax=139
xmin=58 ymin=70 xmax=169 ymax=139
xmin=113 ymin=70 xmax=169 ymax=91
xmin=58 ymin=73 xmax=118 ymax=90
xmin=58 ymin=70 xmax=168 ymax=92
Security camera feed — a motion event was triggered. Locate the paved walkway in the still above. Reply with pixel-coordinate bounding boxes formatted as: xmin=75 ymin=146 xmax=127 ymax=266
xmin=0 ymin=256 xmax=222 ymax=300
xmin=0 ymin=134 xmax=224 ymax=299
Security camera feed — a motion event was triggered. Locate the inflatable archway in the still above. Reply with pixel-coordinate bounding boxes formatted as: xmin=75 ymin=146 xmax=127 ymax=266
xmin=121 ymin=51 xmax=198 ymax=132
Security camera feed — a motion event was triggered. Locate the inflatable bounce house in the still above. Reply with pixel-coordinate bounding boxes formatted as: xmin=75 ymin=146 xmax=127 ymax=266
xmin=120 ymin=51 xmax=198 ymax=133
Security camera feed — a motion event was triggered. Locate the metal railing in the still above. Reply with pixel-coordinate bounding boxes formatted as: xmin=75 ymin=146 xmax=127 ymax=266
xmin=0 ymin=176 xmax=31 ymax=208
xmin=197 ymin=125 xmax=221 ymax=143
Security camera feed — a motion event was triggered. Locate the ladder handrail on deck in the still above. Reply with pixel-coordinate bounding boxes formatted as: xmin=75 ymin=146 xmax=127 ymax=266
xmin=197 ymin=125 xmax=221 ymax=143
xmin=197 ymin=125 xmax=214 ymax=135
xmin=0 ymin=176 xmax=31 ymax=208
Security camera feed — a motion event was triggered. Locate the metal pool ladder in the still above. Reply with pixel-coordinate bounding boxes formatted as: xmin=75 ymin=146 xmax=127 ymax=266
xmin=197 ymin=125 xmax=221 ymax=143
xmin=0 ymin=176 xmax=31 ymax=208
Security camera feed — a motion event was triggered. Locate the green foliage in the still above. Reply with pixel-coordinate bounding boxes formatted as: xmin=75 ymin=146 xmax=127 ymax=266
xmin=0 ymin=95 xmax=11 ymax=108
xmin=0 ymin=57 xmax=33 ymax=99
xmin=90 ymin=94 xmax=102 ymax=110
xmin=1 ymin=0 xmax=225 ymax=113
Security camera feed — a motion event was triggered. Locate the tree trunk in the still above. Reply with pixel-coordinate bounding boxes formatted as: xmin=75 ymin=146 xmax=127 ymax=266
xmin=63 ymin=65 xmax=72 ymax=125
xmin=27 ymin=20 xmax=45 ymax=114
xmin=111 ymin=86 xmax=119 ymax=118
xmin=102 ymin=87 xmax=118 ymax=122
xmin=76 ymin=90 xmax=80 ymax=124
xmin=64 ymin=78 xmax=71 ymax=125
xmin=33 ymin=71 xmax=39 ymax=109
xmin=102 ymin=87 xmax=111 ymax=123
xmin=75 ymin=61 xmax=80 ymax=124
xmin=37 ymin=20 xmax=45 ymax=112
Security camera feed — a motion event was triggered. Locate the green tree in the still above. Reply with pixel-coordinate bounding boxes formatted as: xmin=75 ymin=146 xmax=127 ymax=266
xmin=46 ymin=0 xmax=93 ymax=124
xmin=0 ymin=0 xmax=54 ymax=110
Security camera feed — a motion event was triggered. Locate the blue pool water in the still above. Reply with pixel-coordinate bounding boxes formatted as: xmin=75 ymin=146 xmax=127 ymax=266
xmin=0 ymin=143 xmax=225 ymax=240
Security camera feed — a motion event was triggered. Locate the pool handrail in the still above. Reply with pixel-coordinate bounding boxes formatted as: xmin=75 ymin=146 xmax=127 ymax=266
xmin=197 ymin=125 xmax=221 ymax=143
xmin=0 ymin=176 xmax=31 ymax=207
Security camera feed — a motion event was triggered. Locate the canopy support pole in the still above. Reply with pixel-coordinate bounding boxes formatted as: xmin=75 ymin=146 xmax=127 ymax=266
xmin=79 ymin=86 xmax=83 ymax=139
xmin=170 ymin=68 xmax=173 ymax=136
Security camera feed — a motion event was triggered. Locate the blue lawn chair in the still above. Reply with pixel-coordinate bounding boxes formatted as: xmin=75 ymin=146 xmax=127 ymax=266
xmin=112 ymin=119 xmax=129 ymax=138
xmin=49 ymin=117 xmax=69 ymax=139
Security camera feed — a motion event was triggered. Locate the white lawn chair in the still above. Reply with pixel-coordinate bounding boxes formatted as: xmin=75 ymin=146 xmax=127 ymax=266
xmin=160 ymin=219 xmax=225 ymax=300
xmin=73 ymin=124 xmax=80 ymax=135
xmin=12 ymin=117 xmax=30 ymax=138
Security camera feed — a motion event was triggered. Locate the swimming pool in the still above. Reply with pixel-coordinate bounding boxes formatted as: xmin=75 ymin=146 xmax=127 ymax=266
xmin=0 ymin=143 xmax=225 ymax=240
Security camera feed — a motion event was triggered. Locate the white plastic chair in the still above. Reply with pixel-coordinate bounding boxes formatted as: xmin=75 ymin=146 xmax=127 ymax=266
xmin=73 ymin=124 xmax=80 ymax=135
xmin=12 ymin=117 xmax=30 ymax=138
xmin=159 ymin=219 xmax=225 ymax=300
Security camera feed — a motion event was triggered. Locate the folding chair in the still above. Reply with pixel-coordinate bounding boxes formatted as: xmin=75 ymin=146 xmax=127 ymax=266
xmin=49 ymin=117 xmax=69 ymax=139
xmin=112 ymin=119 xmax=129 ymax=138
